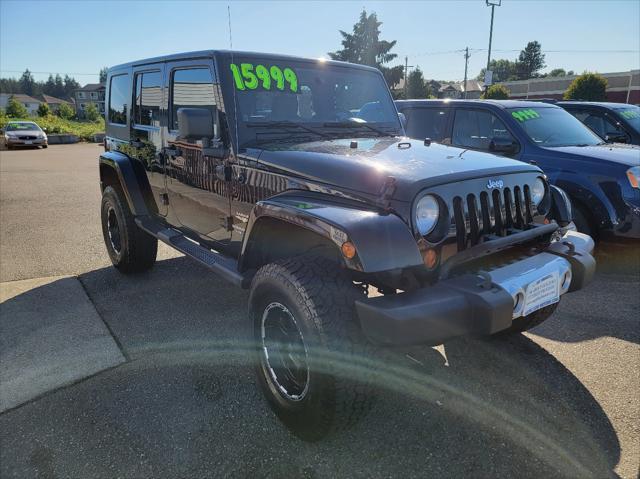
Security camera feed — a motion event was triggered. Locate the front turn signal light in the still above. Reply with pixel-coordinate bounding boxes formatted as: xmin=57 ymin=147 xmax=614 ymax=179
xmin=627 ymin=166 xmax=639 ymax=189
xmin=423 ymin=248 xmax=438 ymax=269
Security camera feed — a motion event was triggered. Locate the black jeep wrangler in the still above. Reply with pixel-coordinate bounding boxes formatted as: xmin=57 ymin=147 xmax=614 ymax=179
xmin=100 ymin=50 xmax=595 ymax=440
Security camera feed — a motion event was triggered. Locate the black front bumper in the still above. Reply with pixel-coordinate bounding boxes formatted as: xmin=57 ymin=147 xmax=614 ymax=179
xmin=356 ymin=231 xmax=596 ymax=346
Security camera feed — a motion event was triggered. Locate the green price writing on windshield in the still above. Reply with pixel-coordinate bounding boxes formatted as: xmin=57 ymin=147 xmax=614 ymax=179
xmin=511 ymin=109 xmax=540 ymax=122
xmin=230 ymin=63 xmax=298 ymax=93
xmin=620 ymin=110 xmax=639 ymax=120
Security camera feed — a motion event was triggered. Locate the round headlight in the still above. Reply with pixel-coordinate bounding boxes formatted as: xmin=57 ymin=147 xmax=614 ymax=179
xmin=415 ymin=195 xmax=440 ymax=235
xmin=531 ymin=177 xmax=546 ymax=205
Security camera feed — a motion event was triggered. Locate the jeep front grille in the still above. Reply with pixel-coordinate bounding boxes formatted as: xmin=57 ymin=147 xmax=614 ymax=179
xmin=452 ymin=184 xmax=534 ymax=251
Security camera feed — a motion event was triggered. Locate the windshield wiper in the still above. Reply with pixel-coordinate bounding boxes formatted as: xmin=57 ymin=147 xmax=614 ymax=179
xmin=246 ymin=121 xmax=330 ymax=139
xmin=322 ymin=120 xmax=393 ymax=137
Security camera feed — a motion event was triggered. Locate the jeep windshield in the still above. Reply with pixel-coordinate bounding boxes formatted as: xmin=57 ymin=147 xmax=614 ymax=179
xmin=508 ymin=106 xmax=603 ymax=147
xmin=221 ymin=57 xmax=403 ymax=148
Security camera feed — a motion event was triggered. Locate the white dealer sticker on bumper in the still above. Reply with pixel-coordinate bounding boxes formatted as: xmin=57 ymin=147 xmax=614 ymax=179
xmin=523 ymin=273 xmax=560 ymax=316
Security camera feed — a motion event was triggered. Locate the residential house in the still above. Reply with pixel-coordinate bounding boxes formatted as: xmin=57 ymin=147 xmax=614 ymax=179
xmin=0 ymin=93 xmax=42 ymax=115
xmin=75 ymin=83 xmax=105 ymax=118
xmin=38 ymin=94 xmax=74 ymax=114
xmin=437 ymin=80 xmax=485 ymax=99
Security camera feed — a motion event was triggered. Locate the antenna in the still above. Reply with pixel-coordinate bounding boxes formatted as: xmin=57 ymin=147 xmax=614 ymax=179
xmin=227 ymin=5 xmax=240 ymax=157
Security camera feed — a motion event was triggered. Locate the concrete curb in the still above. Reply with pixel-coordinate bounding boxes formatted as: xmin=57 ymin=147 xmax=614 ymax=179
xmin=0 ymin=276 xmax=126 ymax=412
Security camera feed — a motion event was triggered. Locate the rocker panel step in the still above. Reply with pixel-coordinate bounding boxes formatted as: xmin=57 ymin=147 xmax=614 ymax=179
xmin=135 ymin=216 xmax=246 ymax=287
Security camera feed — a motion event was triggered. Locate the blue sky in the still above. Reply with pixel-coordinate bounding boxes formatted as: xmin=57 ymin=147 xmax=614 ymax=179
xmin=1 ymin=0 xmax=638 ymax=85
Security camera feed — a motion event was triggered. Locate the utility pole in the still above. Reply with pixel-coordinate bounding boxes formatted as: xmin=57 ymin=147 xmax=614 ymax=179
xmin=463 ymin=47 xmax=470 ymax=99
xmin=403 ymin=56 xmax=414 ymax=99
xmin=485 ymin=0 xmax=501 ymax=91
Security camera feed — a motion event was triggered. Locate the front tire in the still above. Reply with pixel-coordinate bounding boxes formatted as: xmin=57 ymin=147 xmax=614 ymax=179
xmin=101 ymin=185 xmax=157 ymax=273
xmin=249 ymin=257 xmax=373 ymax=441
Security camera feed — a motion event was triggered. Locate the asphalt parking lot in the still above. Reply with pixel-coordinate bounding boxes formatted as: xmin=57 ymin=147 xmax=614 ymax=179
xmin=0 ymin=144 xmax=638 ymax=478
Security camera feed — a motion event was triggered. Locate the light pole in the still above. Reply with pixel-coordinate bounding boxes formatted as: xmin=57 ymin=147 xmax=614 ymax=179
xmin=485 ymin=0 xmax=501 ymax=86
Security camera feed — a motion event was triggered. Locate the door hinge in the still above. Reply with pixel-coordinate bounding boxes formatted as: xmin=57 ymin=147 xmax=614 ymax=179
xmin=160 ymin=193 xmax=169 ymax=205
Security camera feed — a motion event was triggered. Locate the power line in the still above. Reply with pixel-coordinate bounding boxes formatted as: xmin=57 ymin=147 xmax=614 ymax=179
xmin=0 ymin=70 xmax=99 ymax=76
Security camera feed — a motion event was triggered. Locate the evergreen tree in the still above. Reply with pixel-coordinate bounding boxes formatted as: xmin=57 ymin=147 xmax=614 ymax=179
xmin=19 ymin=69 xmax=36 ymax=96
xmin=329 ymin=9 xmax=403 ymax=87
xmin=517 ymin=41 xmax=546 ymax=79
xmin=63 ymin=75 xmax=80 ymax=99
xmin=44 ymin=75 xmax=57 ymax=95
xmin=99 ymin=67 xmax=108 ymax=83
xmin=54 ymin=75 xmax=65 ymax=98
xmin=406 ymin=67 xmax=429 ymax=99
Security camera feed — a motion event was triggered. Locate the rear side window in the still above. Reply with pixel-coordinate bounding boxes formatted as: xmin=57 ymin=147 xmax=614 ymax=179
xmin=171 ymin=68 xmax=216 ymax=130
xmin=404 ymin=108 xmax=450 ymax=141
xmin=133 ymin=71 xmax=162 ymax=127
xmin=108 ymin=74 xmax=129 ymax=125
xmin=452 ymin=109 xmax=513 ymax=150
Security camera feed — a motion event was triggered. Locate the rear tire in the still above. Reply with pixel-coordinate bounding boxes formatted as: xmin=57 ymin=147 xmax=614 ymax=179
xmin=500 ymin=303 xmax=558 ymax=334
xmin=249 ymin=256 xmax=373 ymax=441
xmin=101 ymin=185 xmax=157 ymax=273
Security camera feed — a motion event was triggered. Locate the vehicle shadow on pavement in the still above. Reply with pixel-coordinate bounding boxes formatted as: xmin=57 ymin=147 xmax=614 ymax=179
xmin=0 ymin=257 xmax=622 ymax=478
xmin=529 ymin=243 xmax=639 ymax=344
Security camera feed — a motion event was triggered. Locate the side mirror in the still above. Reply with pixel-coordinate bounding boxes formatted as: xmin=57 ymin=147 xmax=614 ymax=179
xmin=489 ymin=137 xmax=518 ymax=154
xmin=604 ymin=132 xmax=628 ymax=144
xmin=177 ymin=107 xmax=217 ymax=140
xmin=398 ymin=112 xmax=407 ymax=129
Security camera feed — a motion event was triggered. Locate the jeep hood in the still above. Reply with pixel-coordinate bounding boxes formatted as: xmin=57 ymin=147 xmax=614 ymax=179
xmin=254 ymin=137 xmax=539 ymax=202
xmin=544 ymin=143 xmax=640 ymax=167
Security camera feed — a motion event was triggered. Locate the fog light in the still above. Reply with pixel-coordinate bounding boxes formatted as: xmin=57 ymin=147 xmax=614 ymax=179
xmin=341 ymin=241 xmax=356 ymax=259
xmin=423 ymin=248 xmax=438 ymax=269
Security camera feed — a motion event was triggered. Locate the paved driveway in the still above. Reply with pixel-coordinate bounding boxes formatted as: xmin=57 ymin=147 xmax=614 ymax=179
xmin=0 ymin=144 xmax=638 ymax=478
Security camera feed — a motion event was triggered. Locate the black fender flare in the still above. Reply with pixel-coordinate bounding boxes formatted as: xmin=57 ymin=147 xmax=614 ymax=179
xmin=549 ymin=184 xmax=573 ymax=226
xmin=99 ymin=151 xmax=156 ymax=216
xmin=239 ymin=193 xmax=423 ymax=273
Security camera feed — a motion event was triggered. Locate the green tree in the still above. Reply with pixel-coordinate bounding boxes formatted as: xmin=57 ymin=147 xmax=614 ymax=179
xmin=482 ymin=84 xmax=510 ymax=100
xmin=37 ymin=102 xmax=50 ymax=117
xmin=476 ymin=59 xmax=518 ymax=83
xmin=57 ymin=102 xmax=75 ymax=120
xmin=63 ymin=75 xmax=80 ymax=99
xmin=84 ymin=103 xmax=100 ymax=121
xmin=19 ymin=69 xmax=36 ymax=96
xmin=548 ymin=68 xmax=567 ymax=77
xmin=564 ymin=72 xmax=607 ymax=101
xmin=99 ymin=67 xmax=108 ymax=83
xmin=517 ymin=41 xmax=546 ymax=79
xmin=329 ymin=9 xmax=404 ymax=87
xmin=406 ymin=67 xmax=429 ymax=99
xmin=6 ymin=96 xmax=29 ymax=117
xmin=44 ymin=74 xmax=57 ymax=95
xmin=54 ymin=74 xmax=65 ymax=98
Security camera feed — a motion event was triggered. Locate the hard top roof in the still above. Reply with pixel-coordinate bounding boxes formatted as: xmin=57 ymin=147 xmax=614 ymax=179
xmin=108 ymin=50 xmax=380 ymax=74
xmin=395 ymin=99 xmax=561 ymax=110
